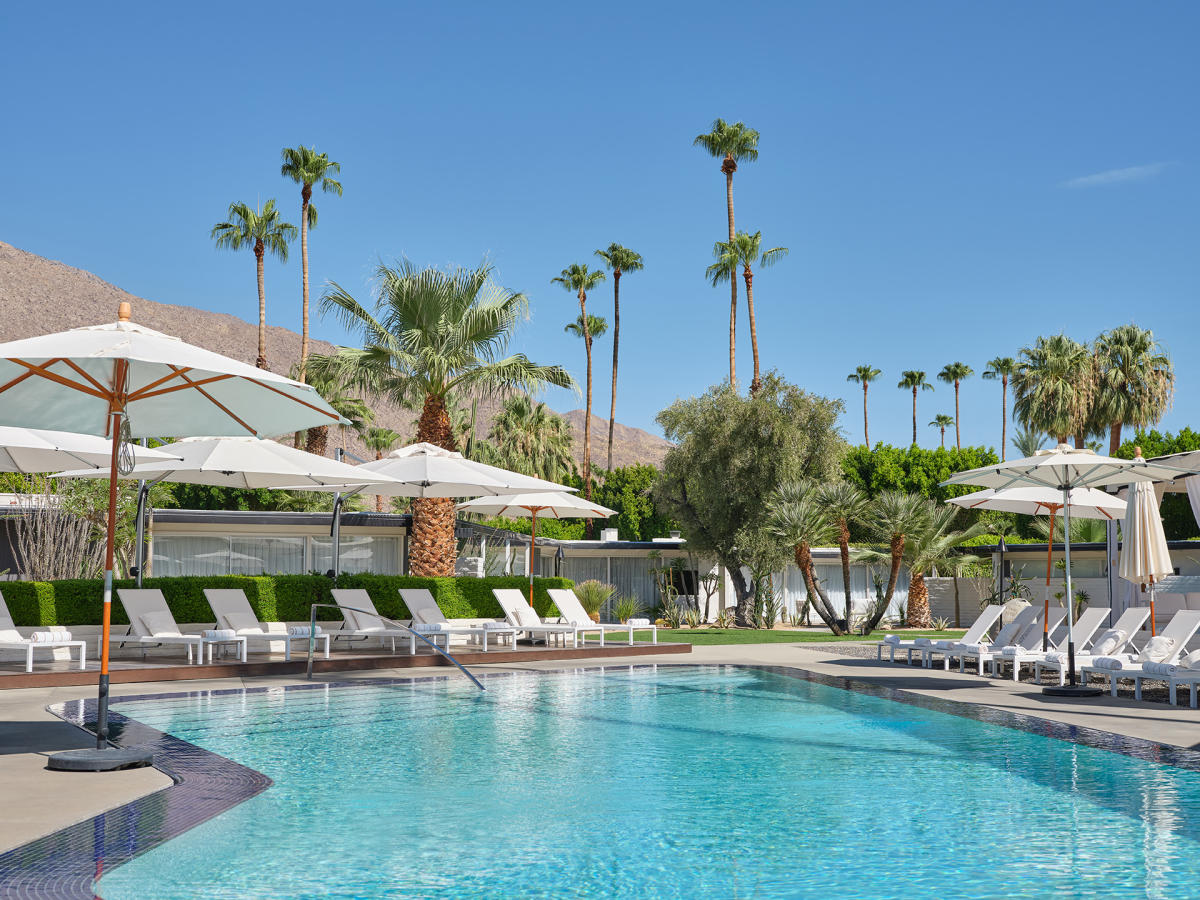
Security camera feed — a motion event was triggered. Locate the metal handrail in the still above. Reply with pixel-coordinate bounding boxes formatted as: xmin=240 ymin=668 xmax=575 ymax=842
xmin=305 ymin=603 xmax=485 ymax=691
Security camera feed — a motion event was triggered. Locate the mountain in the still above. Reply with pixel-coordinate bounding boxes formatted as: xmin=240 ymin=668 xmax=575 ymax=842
xmin=0 ymin=240 xmax=672 ymax=468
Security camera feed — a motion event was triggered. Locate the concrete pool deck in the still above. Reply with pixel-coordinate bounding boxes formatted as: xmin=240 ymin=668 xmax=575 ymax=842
xmin=4 ymin=639 xmax=1200 ymax=855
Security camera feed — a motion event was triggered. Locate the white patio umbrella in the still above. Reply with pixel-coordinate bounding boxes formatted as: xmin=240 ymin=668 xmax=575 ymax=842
xmin=352 ymin=442 xmax=576 ymax=497
xmin=456 ymin=491 xmax=616 ymax=605
xmin=949 ymin=486 xmax=1126 ymax=650
xmin=943 ymin=444 xmax=1198 ymax=696
xmin=0 ymin=303 xmax=343 ymax=765
xmin=1119 ymin=479 xmax=1173 ymax=636
xmin=0 ymin=426 xmax=180 ymax=473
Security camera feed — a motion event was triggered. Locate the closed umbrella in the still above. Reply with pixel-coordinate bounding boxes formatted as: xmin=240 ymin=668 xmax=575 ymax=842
xmin=1119 ymin=479 xmax=1173 ymax=635
xmin=456 ymin=492 xmax=615 ymax=606
xmin=0 ymin=303 xmax=343 ymax=767
xmin=949 ymin=486 xmax=1126 ymax=650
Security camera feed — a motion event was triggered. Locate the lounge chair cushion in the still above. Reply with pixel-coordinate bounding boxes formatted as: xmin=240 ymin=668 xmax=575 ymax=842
xmin=140 ymin=612 xmax=181 ymax=637
xmin=0 ymin=628 xmax=24 ymax=642
xmin=223 ymin=612 xmax=264 ymax=635
xmin=1139 ymin=635 xmax=1175 ymax=663
xmin=1090 ymin=629 xmax=1125 ymax=657
xmin=1179 ymin=650 xmax=1200 ymax=670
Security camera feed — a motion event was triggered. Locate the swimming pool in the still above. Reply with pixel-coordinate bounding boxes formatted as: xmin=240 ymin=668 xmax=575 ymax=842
xmin=32 ymin=665 xmax=1200 ymax=897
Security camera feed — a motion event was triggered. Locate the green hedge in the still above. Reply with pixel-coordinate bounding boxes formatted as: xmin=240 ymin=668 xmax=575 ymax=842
xmin=0 ymin=575 xmax=575 ymax=627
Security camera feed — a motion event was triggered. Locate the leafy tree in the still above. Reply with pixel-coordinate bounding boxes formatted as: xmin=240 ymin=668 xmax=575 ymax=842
xmin=487 ymin=393 xmax=577 ymax=486
xmin=693 ymin=118 xmax=760 ymax=388
xmin=898 ymin=370 xmax=934 ymax=445
xmin=982 ymin=356 xmax=1018 ymax=460
xmin=210 ymin=199 xmax=296 ymax=370
xmin=594 ymin=243 xmax=644 ymax=471
xmin=937 ymin=362 xmax=974 ymax=450
xmin=1013 ymin=334 xmax=1093 ymax=446
xmin=592 ymin=464 xmax=675 ymax=541
xmin=846 ymin=365 xmax=881 ymax=447
xmin=707 ymin=231 xmax=787 ymax=394
xmin=166 ymin=483 xmax=349 ymax=515
xmin=929 ymin=414 xmax=955 ymax=448
xmin=654 ymin=372 xmax=846 ymax=625
xmin=1116 ymin=428 xmax=1200 ymax=539
xmin=1093 ymin=324 xmax=1174 ymax=454
xmin=280 ymin=145 xmax=342 ymax=381
xmin=317 ymin=259 xmax=574 ymax=575
xmin=840 ymin=443 xmax=1000 ymax=512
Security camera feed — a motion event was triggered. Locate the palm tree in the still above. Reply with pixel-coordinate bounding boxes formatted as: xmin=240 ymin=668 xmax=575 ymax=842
xmin=707 ymin=231 xmax=787 ymax=394
xmin=936 ymin=362 xmax=974 ymax=450
xmin=1012 ymin=334 xmax=1093 ymax=446
xmin=487 ymin=393 xmax=577 ymax=485
xmin=815 ymin=481 xmax=870 ymax=631
xmin=982 ymin=357 xmax=1018 ymax=460
xmin=1093 ymin=325 xmax=1174 ymax=454
xmin=280 ymin=146 xmax=342 ymax=382
xmin=854 ymin=491 xmax=931 ymax=633
xmin=210 ymin=200 xmax=296 ymax=370
xmin=593 ymin=244 xmax=644 ymax=471
xmin=693 ymin=118 xmax=760 ymax=388
xmin=846 ymin=365 xmax=881 ymax=446
xmin=929 ymin=414 xmax=955 ymax=448
xmin=317 ymin=259 xmax=575 ymax=576
xmin=767 ymin=481 xmax=845 ymax=634
xmin=1011 ymin=426 xmax=1046 ymax=459
xmin=564 ymin=313 xmax=608 ymax=342
xmin=552 ymin=264 xmax=606 ymax=507
xmin=361 ymin=426 xmax=403 ymax=512
xmin=888 ymin=499 xmax=985 ymax=628
xmin=898 ymin=371 xmax=934 ymax=445
xmin=293 ymin=360 xmax=372 ymax=457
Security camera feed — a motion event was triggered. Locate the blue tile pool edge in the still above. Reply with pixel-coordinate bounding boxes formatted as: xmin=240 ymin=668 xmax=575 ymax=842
xmin=5 ymin=662 xmax=1200 ymax=898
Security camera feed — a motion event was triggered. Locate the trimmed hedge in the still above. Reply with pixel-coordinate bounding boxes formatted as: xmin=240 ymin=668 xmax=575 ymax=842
xmin=0 ymin=575 xmax=575 ymax=627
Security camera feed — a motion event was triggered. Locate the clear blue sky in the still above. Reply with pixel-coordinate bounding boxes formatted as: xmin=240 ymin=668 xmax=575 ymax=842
xmin=2 ymin=2 xmax=1197 ymax=451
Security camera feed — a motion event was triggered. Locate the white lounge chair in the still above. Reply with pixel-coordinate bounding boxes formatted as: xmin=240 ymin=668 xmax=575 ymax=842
xmin=399 ymin=588 xmax=518 ymax=651
xmin=113 ymin=589 xmax=247 ymax=664
xmin=994 ymin=606 xmax=1111 ymax=682
xmin=1033 ymin=607 xmax=1151 ymax=686
xmin=0 ymin=591 xmax=87 ymax=672
xmin=547 ymin=588 xmax=658 ymax=646
xmin=902 ymin=605 xmax=1003 ymax=669
xmin=935 ymin=605 xmax=1039 ymax=674
xmin=331 ymin=589 xmax=449 ymax=655
xmin=1165 ymin=662 xmax=1200 ymax=707
xmin=203 ymin=589 xmax=330 ymax=662
xmin=979 ymin=607 xmax=1067 ymax=679
xmin=955 ymin=606 xmax=1051 ymax=675
xmin=1082 ymin=609 xmax=1200 ymax=698
xmin=492 ymin=589 xmax=578 ymax=647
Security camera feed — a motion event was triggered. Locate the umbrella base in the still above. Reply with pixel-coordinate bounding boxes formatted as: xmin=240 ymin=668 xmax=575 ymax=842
xmin=1042 ymin=684 xmax=1104 ymax=698
xmin=47 ymin=747 xmax=154 ymax=772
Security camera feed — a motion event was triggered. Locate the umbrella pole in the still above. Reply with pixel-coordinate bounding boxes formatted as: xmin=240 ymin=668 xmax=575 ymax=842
xmin=1044 ymin=506 xmax=1056 ymax=652
xmin=1062 ymin=490 xmax=1078 ymax=686
xmin=529 ymin=514 xmax=537 ymax=609
xmin=95 ymin=406 xmax=123 ymax=750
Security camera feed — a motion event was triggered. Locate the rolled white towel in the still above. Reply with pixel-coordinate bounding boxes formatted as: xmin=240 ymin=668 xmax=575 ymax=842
xmin=1001 ymin=645 xmax=1026 ymax=657
xmin=932 ymin=639 xmax=958 ymax=650
xmin=287 ymin=625 xmax=323 ymax=637
xmin=882 ymin=635 xmax=902 ymax=646
xmin=913 ymin=637 xmax=934 ymax=647
xmin=412 ymin=623 xmax=445 ymax=632
xmin=482 ymin=622 xmax=513 ymax=630
xmin=956 ymin=643 xmax=988 ymax=655
xmin=1043 ymin=651 xmax=1067 ymax=664
xmin=1092 ymin=657 xmax=1125 ymax=670
xmin=1142 ymin=660 xmax=1179 ymax=677
xmin=30 ymin=630 xmax=71 ymax=643
xmin=627 ymin=618 xmax=651 ymax=626
xmin=203 ymin=629 xmax=237 ymax=641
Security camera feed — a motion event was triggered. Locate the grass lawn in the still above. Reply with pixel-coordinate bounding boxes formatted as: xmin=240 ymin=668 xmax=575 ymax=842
xmin=623 ymin=628 xmax=968 ymax=646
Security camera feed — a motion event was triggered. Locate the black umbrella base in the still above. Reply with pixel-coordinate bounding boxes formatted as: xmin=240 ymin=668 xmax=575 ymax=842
xmin=47 ymin=746 xmax=154 ymax=772
xmin=1042 ymin=684 xmax=1104 ymax=698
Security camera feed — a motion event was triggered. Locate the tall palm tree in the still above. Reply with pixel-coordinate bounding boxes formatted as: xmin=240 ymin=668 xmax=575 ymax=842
xmin=936 ymin=362 xmax=974 ymax=450
xmin=898 ymin=371 xmax=934 ymax=445
xmin=693 ymin=119 xmax=760 ymax=388
xmin=1093 ymin=324 xmax=1174 ymax=454
xmin=846 ymin=365 xmax=881 ymax=447
xmin=815 ymin=481 xmax=870 ymax=631
xmin=1012 ymin=334 xmax=1093 ymax=446
xmin=854 ymin=490 xmax=931 ymax=633
xmin=593 ymin=243 xmax=644 ymax=471
xmin=982 ymin=356 xmax=1018 ymax=460
xmin=210 ymin=200 xmax=296 ymax=370
xmin=280 ymin=145 xmax=342 ymax=382
xmin=361 ymin=426 xmax=403 ymax=512
xmin=317 ymin=259 xmax=575 ymax=576
xmin=707 ymin=231 xmax=787 ymax=394
xmin=767 ymin=481 xmax=845 ymax=634
xmin=487 ymin=393 xmax=577 ymax=485
xmin=293 ymin=360 xmax=372 ymax=457
xmin=929 ymin=414 xmax=955 ymax=448
xmin=552 ymin=264 xmax=606 ymax=506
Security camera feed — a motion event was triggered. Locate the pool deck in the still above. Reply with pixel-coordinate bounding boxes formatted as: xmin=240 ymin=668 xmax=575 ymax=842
xmin=5 ymin=639 xmax=1200 ymax=856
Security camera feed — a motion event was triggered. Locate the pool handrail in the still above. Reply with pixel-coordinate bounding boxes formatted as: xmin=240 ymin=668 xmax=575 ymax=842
xmin=304 ymin=602 xmax=485 ymax=691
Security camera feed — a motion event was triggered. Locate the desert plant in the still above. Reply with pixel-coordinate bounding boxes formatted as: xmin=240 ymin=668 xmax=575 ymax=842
xmin=714 ymin=609 xmax=736 ymax=629
xmin=683 ymin=605 xmax=703 ymax=629
xmin=662 ymin=601 xmax=685 ymax=629
xmin=613 ymin=594 xmax=643 ymax=624
xmin=932 ymin=616 xmax=952 ymax=632
xmin=11 ymin=485 xmax=104 ymax=581
xmin=573 ymin=580 xmax=615 ymax=622
xmin=760 ymin=587 xmax=784 ymax=630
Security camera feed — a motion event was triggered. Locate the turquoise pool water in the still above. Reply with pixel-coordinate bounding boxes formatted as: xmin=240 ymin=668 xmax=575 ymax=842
xmin=98 ymin=666 xmax=1200 ymax=899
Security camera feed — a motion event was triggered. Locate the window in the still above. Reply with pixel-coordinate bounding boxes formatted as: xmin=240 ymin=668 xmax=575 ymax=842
xmin=311 ymin=536 xmax=401 ymax=575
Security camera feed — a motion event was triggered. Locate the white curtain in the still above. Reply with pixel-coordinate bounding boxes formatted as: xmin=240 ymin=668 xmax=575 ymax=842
xmin=1186 ymin=476 xmax=1200 ymax=533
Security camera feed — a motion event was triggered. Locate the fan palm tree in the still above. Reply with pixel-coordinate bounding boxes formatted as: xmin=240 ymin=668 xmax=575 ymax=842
xmin=361 ymin=426 xmax=403 ymax=512
xmin=1012 ymin=334 xmax=1094 ymax=446
xmin=929 ymin=414 xmax=955 ymax=448
xmin=316 ymin=259 xmax=575 ymax=576
xmin=594 ymin=243 xmax=644 ymax=471
xmin=552 ymin=264 xmax=606 ymax=506
xmin=1093 ymin=324 xmax=1174 ymax=454
xmin=982 ymin=357 xmax=1018 ymax=460
xmin=280 ymin=145 xmax=342 ymax=382
xmin=292 ymin=360 xmax=372 ymax=457
xmin=1011 ymin=426 xmax=1046 ymax=459
xmin=936 ymin=362 xmax=973 ymax=450
xmin=854 ymin=491 xmax=931 ymax=633
xmin=693 ymin=118 xmax=760 ymax=388
xmin=846 ymin=365 xmax=881 ymax=446
xmin=210 ymin=200 xmax=296 ymax=370
xmin=706 ymin=231 xmax=787 ymax=394
xmin=488 ymin=393 xmax=577 ymax=485
xmin=767 ymin=481 xmax=846 ymax=634
xmin=815 ymin=481 xmax=870 ymax=631
xmin=898 ymin=371 xmax=934 ymax=445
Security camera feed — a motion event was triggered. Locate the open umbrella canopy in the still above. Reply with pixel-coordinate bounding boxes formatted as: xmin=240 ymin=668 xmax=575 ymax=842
xmin=53 ymin=436 xmax=404 ymax=491
xmin=942 ymin=445 xmax=1194 ymax=491
xmin=354 ymin=442 xmax=576 ymax=497
xmin=456 ymin=491 xmax=615 ymax=519
xmin=0 ymin=426 xmax=180 ymax=473
xmin=948 ymin=485 xmax=1126 ymax=519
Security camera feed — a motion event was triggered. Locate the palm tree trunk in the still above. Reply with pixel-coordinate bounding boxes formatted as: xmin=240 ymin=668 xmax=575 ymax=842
xmin=1109 ymin=422 xmax=1122 ymax=456
xmin=907 ymin=572 xmax=931 ymax=628
xmin=306 ymin=425 xmax=328 ymax=457
xmin=375 ymin=450 xmax=385 ymax=513
xmin=795 ymin=543 xmax=846 ymax=635
xmin=743 ymin=267 xmax=761 ymax=394
xmin=838 ymin=520 xmax=853 ymax=629
xmin=954 ymin=381 xmax=961 ymax=450
xmin=254 ymin=241 xmax=267 ymax=369
xmin=608 ymin=270 xmax=620 ymax=471
xmin=940 ymin=427 xmax=945 ymax=448
xmin=862 ymin=383 xmax=870 ymax=447
xmin=410 ymin=392 xmax=457 ymax=577
xmin=912 ymin=386 xmax=918 ymax=445
xmin=579 ymin=291 xmax=594 ymax=537
xmin=1001 ymin=375 xmax=1008 ymax=461
xmin=293 ymin=186 xmax=312 ymax=450
xmin=725 ymin=165 xmax=737 ymax=390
